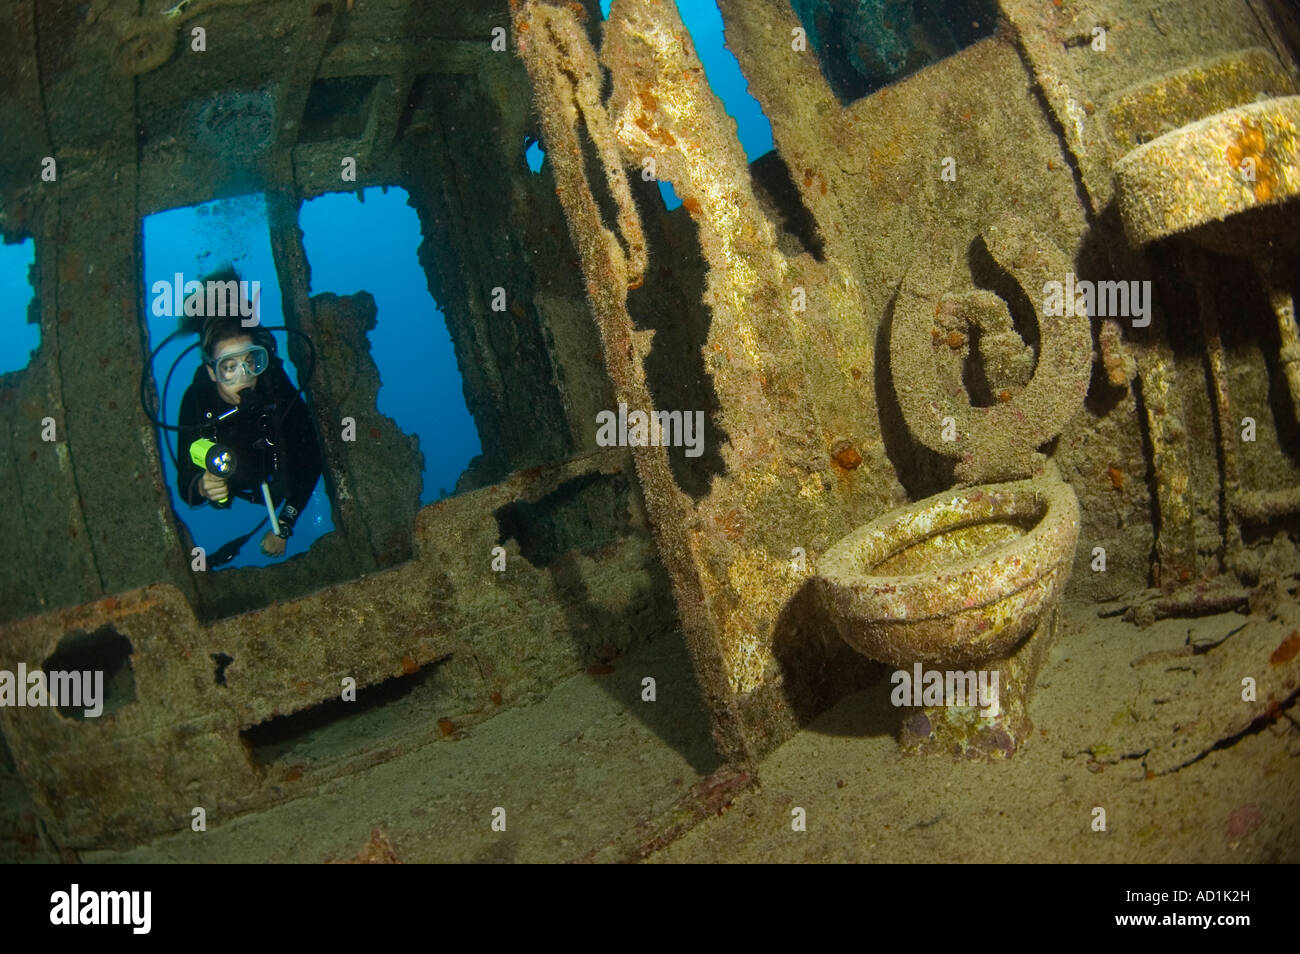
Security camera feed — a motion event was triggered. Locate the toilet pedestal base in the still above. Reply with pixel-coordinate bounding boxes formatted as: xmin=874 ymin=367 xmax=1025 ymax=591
xmin=898 ymin=607 xmax=1059 ymax=759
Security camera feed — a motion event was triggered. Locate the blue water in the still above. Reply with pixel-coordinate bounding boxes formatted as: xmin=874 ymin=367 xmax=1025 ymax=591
xmin=525 ymin=137 xmax=545 ymax=173
xmin=298 ymin=186 xmax=480 ymax=505
xmin=143 ymin=194 xmax=334 ymax=570
xmin=140 ymin=187 xmax=481 ymax=571
xmin=0 ymin=238 xmax=38 ymax=375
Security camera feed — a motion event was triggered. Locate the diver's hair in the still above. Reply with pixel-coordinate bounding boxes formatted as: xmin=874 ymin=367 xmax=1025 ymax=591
xmin=176 ymin=264 xmax=240 ymax=339
xmin=176 ymin=265 xmax=275 ymax=363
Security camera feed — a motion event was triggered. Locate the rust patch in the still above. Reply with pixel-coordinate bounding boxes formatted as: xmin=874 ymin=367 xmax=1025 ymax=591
xmin=830 ymin=440 xmax=862 ymax=470
xmin=1269 ymin=631 xmax=1299 ymax=665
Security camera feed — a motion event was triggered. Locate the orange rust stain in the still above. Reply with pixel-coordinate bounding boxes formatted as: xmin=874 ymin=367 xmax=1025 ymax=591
xmin=946 ymin=331 xmax=966 ymax=349
xmin=639 ymin=90 xmax=657 ymax=111
xmin=1270 ymin=631 xmax=1299 ymax=665
xmin=819 ymin=178 xmax=827 ymax=195
xmin=400 ymin=655 xmax=418 ymax=675
xmin=1226 ymin=119 xmax=1279 ymax=203
xmin=437 ymin=717 xmax=456 ymax=736
xmin=490 ymin=690 xmax=503 ymax=705
xmin=1108 ymin=465 xmax=1124 ymax=490
xmin=831 ymin=440 xmax=863 ymax=470
xmin=998 ymin=389 xmax=1011 ymax=402
xmin=682 ymin=196 xmax=701 ymax=215
xmin=293 ymin=679 xmax=310 ymax=696
xmin=851 ymin=367 xmax=862 ymax=380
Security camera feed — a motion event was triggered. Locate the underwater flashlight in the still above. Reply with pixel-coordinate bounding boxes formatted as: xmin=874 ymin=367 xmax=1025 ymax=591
xmin=190 ymin=438 xmax=236 ymax=504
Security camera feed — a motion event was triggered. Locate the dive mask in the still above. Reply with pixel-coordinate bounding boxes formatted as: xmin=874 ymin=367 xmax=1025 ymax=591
xmin=209 ymin=344 xmax=269 ymax=384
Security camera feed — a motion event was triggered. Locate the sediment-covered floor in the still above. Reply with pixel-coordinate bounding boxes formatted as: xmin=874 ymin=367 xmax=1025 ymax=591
xmin=2 ymin=600 xmax=1295 ymax=863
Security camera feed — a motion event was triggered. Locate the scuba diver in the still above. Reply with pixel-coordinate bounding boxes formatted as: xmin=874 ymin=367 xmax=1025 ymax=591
xmin=142 ymin=265 xmax=322 ymax=565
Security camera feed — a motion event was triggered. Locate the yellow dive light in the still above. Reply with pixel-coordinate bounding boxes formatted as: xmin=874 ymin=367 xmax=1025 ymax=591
xmin=190 ymin=439 xmax=236 ymax=504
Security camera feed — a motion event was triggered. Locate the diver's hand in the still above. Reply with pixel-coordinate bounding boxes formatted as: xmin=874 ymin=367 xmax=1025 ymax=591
xmin=260 ymin=531 xmax=286 ymax=557
xmin=200 ymin=472 xmax=229 ymax=501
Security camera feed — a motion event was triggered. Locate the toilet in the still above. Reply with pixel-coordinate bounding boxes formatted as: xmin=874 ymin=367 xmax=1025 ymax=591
xmin=815 ymin=215 xmax=1092 ymax=757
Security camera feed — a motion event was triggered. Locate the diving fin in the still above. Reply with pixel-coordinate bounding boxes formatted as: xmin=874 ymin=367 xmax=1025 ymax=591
xmin=209 ymin=518 xmax=269 ymax=567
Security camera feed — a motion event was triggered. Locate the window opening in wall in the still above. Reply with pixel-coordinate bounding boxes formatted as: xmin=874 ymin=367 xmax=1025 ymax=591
xmin=525 ymin=135 xmax=546 ymax=173
xmin=790 ymin=0 xmax=999 ymax=104
xmin=142 ymin=194 xmax=333 ymax=570
xmin=299 ymin=185 xmax=482 ymax=505
xmin=0 ymin=237 xmax=38 ymax=376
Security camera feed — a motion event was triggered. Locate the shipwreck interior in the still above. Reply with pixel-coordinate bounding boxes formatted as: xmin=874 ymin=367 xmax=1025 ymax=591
xmin=0 ymin=0 xmax=1298 ymax=863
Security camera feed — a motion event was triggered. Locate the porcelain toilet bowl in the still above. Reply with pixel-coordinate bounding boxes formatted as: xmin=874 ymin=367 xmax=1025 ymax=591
xmin=814 ymin=469 xmax=1080 ymax=671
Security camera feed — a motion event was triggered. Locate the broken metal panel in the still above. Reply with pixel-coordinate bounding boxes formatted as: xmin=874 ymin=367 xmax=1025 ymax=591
xmin=0 ymin=197 xmax=104 ymax=622
xmin=264 ymin=192 xmax=378 ymax=571
xmin=398 ymin=71 xmax=584 ymax=487
xmin=0 ymin=0 xmax=51 ymax=188
xmin=304 ymin=290 xmax=423 ymax=568
xmin=0 ymin=446 xmax=676 ymax=849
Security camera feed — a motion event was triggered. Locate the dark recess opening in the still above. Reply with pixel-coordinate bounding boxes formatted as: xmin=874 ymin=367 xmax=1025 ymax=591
xmin=494 ymin=471 xmax=632 ymax=568
xmin=965 ymin=234 xmax=1040 ymax=407
xmin=241 ymin=656 xmax=449 ymax=766
xmin=44 ymin=625 xmax=136 ymax=720
xmin=792 ymin=0 xmax=1000 ymax=104
xmin=211 ymin=653 xmax=234 ymax=687
xmin=300 ymin=75 xmax=380 ymax=142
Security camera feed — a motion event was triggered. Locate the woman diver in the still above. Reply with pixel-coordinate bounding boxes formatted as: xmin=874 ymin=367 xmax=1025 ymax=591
xmin=173 ymin=280 xmax=323 ymax=559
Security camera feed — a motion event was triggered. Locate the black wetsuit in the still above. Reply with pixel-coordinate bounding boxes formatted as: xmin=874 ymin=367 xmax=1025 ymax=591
xmin=176 ymin=355 xmax=322 ymax=536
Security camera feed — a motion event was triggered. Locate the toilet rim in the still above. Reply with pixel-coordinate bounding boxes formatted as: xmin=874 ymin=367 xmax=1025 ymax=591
xmin=816 ymin=473 xmax=1080 ymax=622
